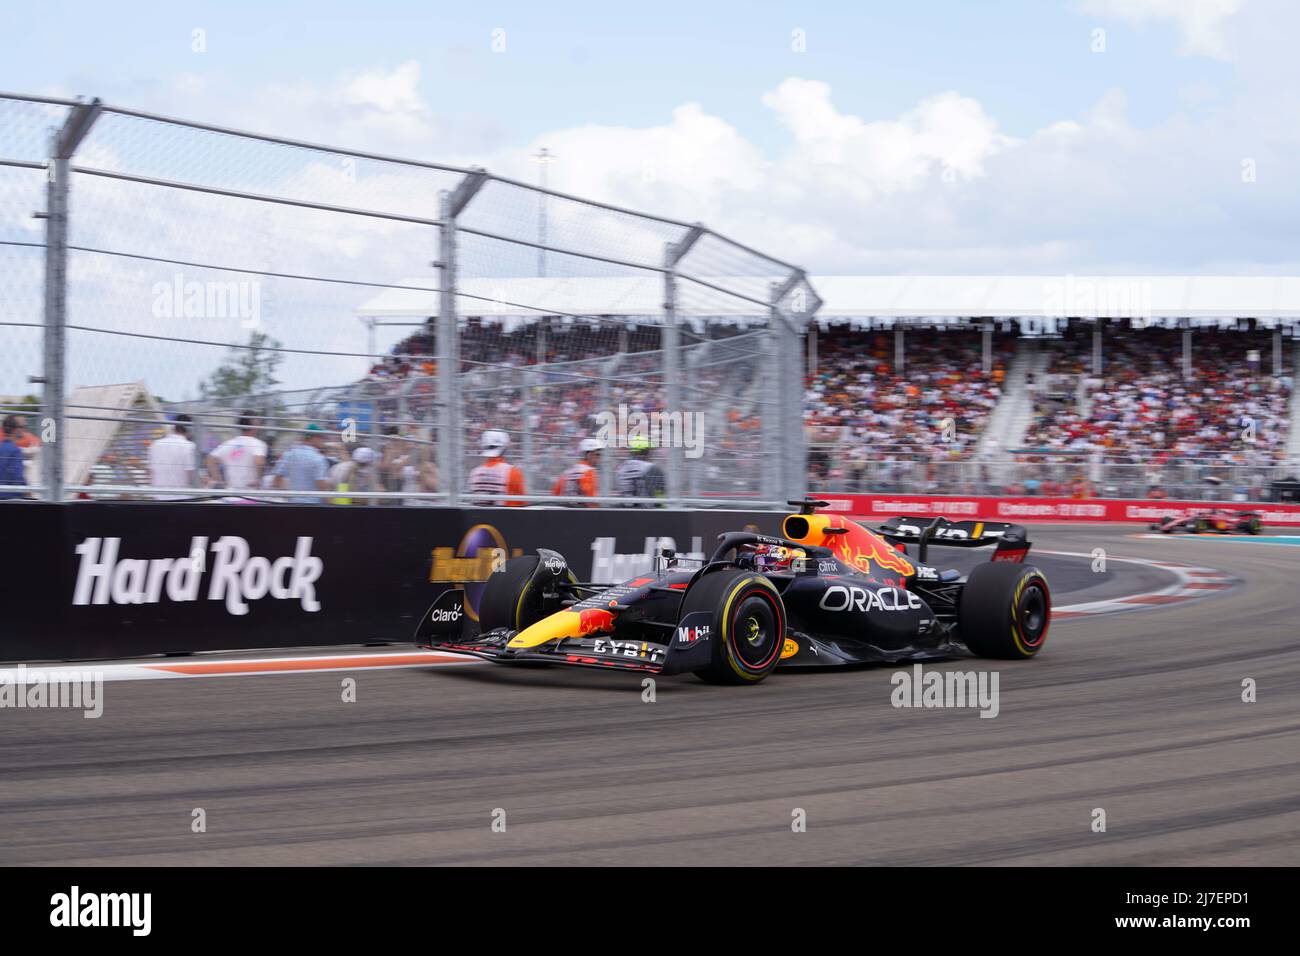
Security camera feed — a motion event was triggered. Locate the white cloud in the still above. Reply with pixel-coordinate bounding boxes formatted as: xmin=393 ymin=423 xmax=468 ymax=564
xmin=1078 ymin=0 xmax=1244 ymax=60
xmin=761 ymin=79 xmax=1014 ymax=195
xmin=455 ymin=58 xmax=1300 ymax=280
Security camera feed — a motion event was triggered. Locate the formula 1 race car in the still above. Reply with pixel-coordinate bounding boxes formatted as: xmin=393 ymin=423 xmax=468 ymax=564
xmin=416 ymin=500 xmax=1051 ymax=685
xmin=1149 ymin=509 xmax=1264 ymax=535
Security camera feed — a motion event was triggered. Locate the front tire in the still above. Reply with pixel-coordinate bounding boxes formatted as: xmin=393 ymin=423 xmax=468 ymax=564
xmin=479 ymin=555 xmax=573 ymax=633
xmin=958 ymin=562 xmax=1051 ymax=660
xmin=680 ymin=570 xmax=786 ymax=685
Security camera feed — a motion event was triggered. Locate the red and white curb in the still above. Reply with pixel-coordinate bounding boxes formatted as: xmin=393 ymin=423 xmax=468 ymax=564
xmin=1042 ymin=550 xmax=1238 ymax=620
xmin=0 ymin=650 xmax=482 ymax=684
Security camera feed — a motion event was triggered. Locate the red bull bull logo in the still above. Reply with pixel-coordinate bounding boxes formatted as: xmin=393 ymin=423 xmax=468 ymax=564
xmin=784 ymin=513 xmax=915 ymax=578
xmin=577 ymin=607 xmax=616 ymax=635
xmin=834 ymin=528 xmax=915 ymax=577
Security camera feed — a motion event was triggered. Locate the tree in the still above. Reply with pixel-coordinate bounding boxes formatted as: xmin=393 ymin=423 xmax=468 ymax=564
xmin=198 ymin=331 xmax=285 ymax=421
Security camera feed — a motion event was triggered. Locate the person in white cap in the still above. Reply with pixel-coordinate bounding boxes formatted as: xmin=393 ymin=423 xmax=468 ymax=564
xmin=551 ymin=437 xmax=603 ymax=507
xmin=328 ymin=444 xmax=379 ymax=505
xmin=467 ymin=429 xmax=527 ymax=506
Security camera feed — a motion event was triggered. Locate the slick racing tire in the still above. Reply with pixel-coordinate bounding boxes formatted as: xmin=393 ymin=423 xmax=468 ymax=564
xmin=958 ymin=562 xmax=1051 ymax=660
xmin=682 ymin=570 xmax=786 ymax=685
xmin=479 ymin=555 xmax=573 ymax=634
xmin=1246 ymin=516 xmax=1263 ymax=534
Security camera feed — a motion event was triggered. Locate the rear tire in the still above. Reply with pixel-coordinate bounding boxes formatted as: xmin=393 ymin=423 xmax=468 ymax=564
xmin=681 ymin=570 xmax=786 ymax=685
xmin=958 ymin=562 xmax=1051 ymax=660
xmin=479 ymin=555 xmax=573 ymax=633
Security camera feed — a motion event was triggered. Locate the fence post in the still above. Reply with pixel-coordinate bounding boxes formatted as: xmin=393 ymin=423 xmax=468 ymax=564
xmin=762 ymin=289 xmax=783 ymax=503
xmin=435 ymin=191 xmax=456 ymax=505
xmin=795 ymin=279 xmax=821 ymax=502
xmin=40 ymin=98 xmax=100 ymax=501
xmin=596 ymin=354 xmax=622 ymax=498
xmin=770 ymin=272 xmax=817 ymax=504
xmin=662 ymin=225 xmax=703 ymax=506
xmin=519 ymin=365 xmax=533 ymax=491
xmin=437 ymin=170 xmax=487 ymax=507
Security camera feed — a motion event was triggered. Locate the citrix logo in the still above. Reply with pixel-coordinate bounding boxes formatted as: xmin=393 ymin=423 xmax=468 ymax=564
xmin=72 ymin=536 xmax=323 ymax=615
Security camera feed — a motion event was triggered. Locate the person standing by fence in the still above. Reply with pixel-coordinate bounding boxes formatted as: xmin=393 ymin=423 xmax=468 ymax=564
xmin=272 ymin=423 xmax=331 ymax=504
xmin=148 ymin=414 xmax=197 ymax=499
xmin=468 ymin=429 xmax=526 ymax=506
xmin=0 ymin=415 xmax=28 ymax=500
xmin=615 ymin=435 xmax=665 ymax=506
xmin=207 ymin=412 xmax=267 ymax=492
xmin=552 ymin=438 xmax=603 ymax=506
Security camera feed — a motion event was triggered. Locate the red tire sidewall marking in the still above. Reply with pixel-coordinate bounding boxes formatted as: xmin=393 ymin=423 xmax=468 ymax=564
xmin=1017 ymin=575 xmax=1051 ymax=650
xmin=728 ymin=584 xmax=784 ymax=673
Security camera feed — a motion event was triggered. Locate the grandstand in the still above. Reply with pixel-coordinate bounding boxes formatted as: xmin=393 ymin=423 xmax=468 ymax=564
xmin=1025 ymin=327 xmax=1291 ymax=458
xmin=804 ymin=327 xmax=1015 ymax=490
xmin=344 ymin=275 xmax=1300 ymax=503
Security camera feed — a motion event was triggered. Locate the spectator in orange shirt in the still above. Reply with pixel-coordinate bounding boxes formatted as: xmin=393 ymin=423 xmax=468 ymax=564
xmin=552 ymin=438 xmax=602 ymax=506
xmin=9 ymin=415 xmax=39 ymax=449
xmin=467 ymin=429 xmax=527 ymax=506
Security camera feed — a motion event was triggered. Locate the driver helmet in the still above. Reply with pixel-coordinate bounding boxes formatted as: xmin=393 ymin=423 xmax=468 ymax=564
xmin=752 ymin=543 xmax=805 ymax=572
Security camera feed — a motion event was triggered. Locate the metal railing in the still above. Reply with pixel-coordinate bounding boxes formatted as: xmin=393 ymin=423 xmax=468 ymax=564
xmin=807 ymin=444 xmax=1297 ymax=502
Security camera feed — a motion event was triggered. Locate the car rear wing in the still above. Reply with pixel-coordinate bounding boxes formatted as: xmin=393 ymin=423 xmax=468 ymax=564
xmin=876 ymin=516 xmax=1031 ymax=565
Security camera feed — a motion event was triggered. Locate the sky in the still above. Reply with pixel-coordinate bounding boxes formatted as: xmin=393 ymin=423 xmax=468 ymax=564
xmin=3 ymin=0 xmax=1294 ymax=277
xmin=2 ymin=0 xmax=1297 ymax=398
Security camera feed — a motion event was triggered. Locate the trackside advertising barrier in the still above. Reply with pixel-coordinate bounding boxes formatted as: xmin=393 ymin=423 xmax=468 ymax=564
xmin=0 ymin=503 xmax=783 ymax=663
xmin=821 ymin=493 xmax=1300 ymax=527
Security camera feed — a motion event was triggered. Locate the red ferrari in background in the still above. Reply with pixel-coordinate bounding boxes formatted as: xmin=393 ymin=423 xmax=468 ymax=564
xmin=1150 ymin=509 xmax=1264 ymax=534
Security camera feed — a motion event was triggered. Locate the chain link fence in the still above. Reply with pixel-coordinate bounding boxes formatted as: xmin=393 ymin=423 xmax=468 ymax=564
xmin=0 ymin=95 xmax=71 ymax=494
xmin=0 ymin=92 xmax=819 ymax=505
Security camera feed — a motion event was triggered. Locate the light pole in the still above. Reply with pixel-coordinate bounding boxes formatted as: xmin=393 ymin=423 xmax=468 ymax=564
xmin=531 ymin=147 xmax=555 ymax=277
xmin=360 ymin=316 xmax=376 ymax=362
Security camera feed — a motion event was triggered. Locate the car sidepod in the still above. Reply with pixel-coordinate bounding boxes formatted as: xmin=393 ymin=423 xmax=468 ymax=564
xmin=776 ymin=572 xmax=946 ymax=666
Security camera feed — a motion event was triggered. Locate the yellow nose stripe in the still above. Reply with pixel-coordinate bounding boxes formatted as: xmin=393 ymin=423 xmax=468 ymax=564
xmin=507 ymin=610 xmax=583 ymax=649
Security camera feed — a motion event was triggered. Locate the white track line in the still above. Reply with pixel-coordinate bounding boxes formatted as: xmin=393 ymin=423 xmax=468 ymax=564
xmin=1038 ymin=549 xmax=1237 ymax=619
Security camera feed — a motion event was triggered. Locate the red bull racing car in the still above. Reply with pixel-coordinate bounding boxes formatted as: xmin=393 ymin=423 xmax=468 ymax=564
xmin=1149 ymin=509 xmax=1264 ymax=534
xmin=416 ymin=500 xmax=1051 ymax=685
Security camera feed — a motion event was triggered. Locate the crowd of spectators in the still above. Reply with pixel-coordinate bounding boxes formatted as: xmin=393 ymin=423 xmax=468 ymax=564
xmin=805 ymin=328 xmax=1014 ymax=488
xmin=362 ymin=317 xmax=763 ymax=495
xmin=1024 ymin=328 xmax=1292 ymax=464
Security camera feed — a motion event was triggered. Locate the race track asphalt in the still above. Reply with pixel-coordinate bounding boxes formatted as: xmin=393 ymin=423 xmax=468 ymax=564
xmin=2 ymin=524 xmax=1297 ymax=866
